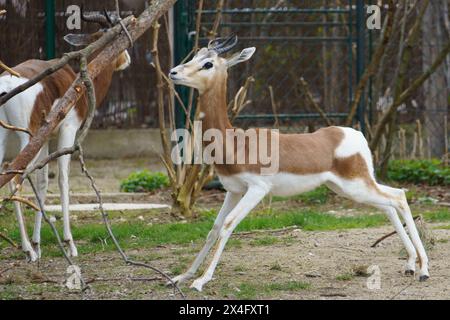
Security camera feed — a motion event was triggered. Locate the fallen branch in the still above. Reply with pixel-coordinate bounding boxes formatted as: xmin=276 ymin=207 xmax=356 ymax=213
xmin=0 ymin=231 xmax=18 ymax=249
xmin=371 ymin=216 xmax=420 ymax=247
xmin=27 ymin=176 xmax=88 ymax=290
xmin=78 ymin=146 xmax=185 ymax=298
xmin=236 ymin=225 xmax=299 ymax=237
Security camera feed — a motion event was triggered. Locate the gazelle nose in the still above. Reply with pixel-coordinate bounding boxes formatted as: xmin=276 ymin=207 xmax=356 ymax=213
xmin=170 ymin=70 xmax=177 ymax=75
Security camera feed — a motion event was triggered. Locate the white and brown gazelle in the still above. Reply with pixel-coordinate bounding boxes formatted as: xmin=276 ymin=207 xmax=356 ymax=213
xmin=0 ymin=10 xmax=131 ymax=260
xmin=169 ymin=35 xmax=429 ymax=291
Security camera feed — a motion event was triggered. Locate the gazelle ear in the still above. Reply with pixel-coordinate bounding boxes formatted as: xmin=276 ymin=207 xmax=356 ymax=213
xmin=225 ymin=47 xmax=256 ymax=68
xmin=63 ymin=34 xmax=93 ymax=47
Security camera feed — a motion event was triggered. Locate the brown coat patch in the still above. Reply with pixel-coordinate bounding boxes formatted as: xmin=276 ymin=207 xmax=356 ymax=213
xmin=5 ymin=55 xmax=120 ymax=134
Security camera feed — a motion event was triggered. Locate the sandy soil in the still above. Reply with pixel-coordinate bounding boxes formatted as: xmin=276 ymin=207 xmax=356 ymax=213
xmin=1 ymin=222 xmax=449 ymax=300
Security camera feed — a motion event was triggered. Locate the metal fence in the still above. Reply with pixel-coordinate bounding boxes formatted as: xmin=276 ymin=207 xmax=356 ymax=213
xmin=1 ymin=0 xmax=448 ymax=158
xmin=175 ymin=0 xmax=361 ymax=132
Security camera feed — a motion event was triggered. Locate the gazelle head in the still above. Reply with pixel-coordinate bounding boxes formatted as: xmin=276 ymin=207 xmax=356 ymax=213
xmin=63 ymin=8 xmax=131 ymax=71
xmin=169 ymin=35 xmax=255 ymax=93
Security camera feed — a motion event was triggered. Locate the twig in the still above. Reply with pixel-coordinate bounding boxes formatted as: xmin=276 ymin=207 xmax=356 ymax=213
xmin=0 ymin=120 xmax=33 ymax=136
xmin=78 ymin=147 xmax=185 ymax=299
xmin=344 ymin=0 xmax=395 ymax=126
xmin=236 ymin=225 xmax=299 ymax=237
xmin=86 ymin=276 xmax=162 ymax=284
xmin=208 ymin=0 xmax=225 ymax=39
xmin=27 ymin=176 xmax=88 ymax=291
xmin=1 ymin=196 xmax=40 ymax=211
xmin=0 ymin=60 xmax=21 ymax=77
xmin=371 ymin=216 xmax=420 ymax=247
xmin=296 ymin=76 xmax=333 ymax=126
xmin=0 ymin=232 xmax=18 ymax=248
xmin=115 ymin=0 xmax=133 ymax=46
xmin=268 ymin=86 xmax=279 ymax=128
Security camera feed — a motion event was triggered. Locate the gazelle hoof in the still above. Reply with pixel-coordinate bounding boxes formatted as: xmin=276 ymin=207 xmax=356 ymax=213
xmin=419 ymin=275 xmax=429 ymax=282
xmin=26 ymin=249 xmax=38 ymax=262
xmin=166 ymin=273 xmax=191 ymax=286
xmin=404 ymin=270 xmax=414 ymax=276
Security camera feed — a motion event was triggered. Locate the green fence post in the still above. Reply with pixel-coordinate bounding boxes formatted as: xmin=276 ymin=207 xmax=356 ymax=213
xmin=356 ymin=0 xmax=366 ymax=135
xmin=44 ymin=0 xmax=56 ymax=60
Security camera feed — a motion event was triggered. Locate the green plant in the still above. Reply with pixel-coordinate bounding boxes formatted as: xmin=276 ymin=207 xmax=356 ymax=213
xmin=387 ymin=159 xmax=450 ymax=186
xmin=120 ymin=170 xmax=169 ymax=192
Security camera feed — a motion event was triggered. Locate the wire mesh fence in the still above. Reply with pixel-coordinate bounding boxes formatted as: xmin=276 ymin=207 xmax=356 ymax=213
xmin=0 ymin=0 xmax=448 ymax=159
xmin=196 ymin=0 xmax=356 ymax=132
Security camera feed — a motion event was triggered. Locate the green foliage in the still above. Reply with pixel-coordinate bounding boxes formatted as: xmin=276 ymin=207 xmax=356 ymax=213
xmin=387 ymin=159 xmax=449 ymax=186
xmin=120 ymin=170 xmax=169 ymax=192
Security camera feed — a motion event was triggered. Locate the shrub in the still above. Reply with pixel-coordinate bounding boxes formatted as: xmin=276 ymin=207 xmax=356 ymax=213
xmin=387 ymin=159 xmax=449 ymax=186
xmin=120 ymin=170 xmax=169 ymax=192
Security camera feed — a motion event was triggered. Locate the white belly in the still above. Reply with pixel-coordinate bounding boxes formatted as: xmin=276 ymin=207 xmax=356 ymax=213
xmin=218 ymin=172 xmax=332 ymax=197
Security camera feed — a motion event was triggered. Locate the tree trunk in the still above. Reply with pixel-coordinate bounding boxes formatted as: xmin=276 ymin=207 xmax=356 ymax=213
xmin=421 ymin=0 xmax=448 ymax=158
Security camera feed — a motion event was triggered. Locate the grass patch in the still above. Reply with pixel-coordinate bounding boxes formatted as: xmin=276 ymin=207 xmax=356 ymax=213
xmin=273 ymin=186 xmax=330 ymax=204
xmin=230 ymin=280 xmax=310 ymax=299
xmin=250 ymin=236 xmax=279 ymax=246
xmin=235 ymin=283 xmax=258 ymax=299
xmin=336 ymin=273 xmax=354 ymax=281
xmin=1 ymin=204 xmax=448 ymax=258
xmin=266 ymin=280 xmax=310 ymax=291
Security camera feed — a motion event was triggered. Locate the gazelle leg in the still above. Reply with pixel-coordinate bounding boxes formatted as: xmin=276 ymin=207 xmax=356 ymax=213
xmin=329 ymin=176 xmax=428 ymax=280
xmin=191 ymin=187 xmax=268 ymax=291
xmin=10 ymin=132 xmax=38 ymax=261
xmin=57 ymin=123 xmax=79 ymax=257
xmin=31 ymin=142 xmax=49 ymax=258
xmin=376 ymin=205 xmax=417 ymax=274
xmin=170 ymin=192 xmax=242 ymax=285
xmin=379 ymin=185 xmax=429 ymax=280
xmin=8 ymin=180 xmax=37 ymax=262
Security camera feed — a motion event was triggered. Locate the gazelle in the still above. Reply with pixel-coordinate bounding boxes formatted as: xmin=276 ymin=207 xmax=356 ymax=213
xmin=168 ymin=35 xmax=429 ymax=291
xmin=0 ymin=10 xmax=131 ymax=260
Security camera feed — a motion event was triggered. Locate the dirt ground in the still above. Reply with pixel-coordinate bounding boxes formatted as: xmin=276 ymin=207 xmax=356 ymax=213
xmin=1 ymin=158 xmax=449 ymax=300
xmin=1 ymin=222 xmax=449 ymax=300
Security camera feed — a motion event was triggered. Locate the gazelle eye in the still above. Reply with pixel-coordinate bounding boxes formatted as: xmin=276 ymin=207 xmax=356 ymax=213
xmin=202 ymin=62 xmax=213 ymax=70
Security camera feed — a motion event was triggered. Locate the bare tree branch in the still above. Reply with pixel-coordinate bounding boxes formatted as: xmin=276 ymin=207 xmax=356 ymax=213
xmin=344 ymin=0 xmax=396 ymax=126
xmin=0 ymin=0 xmax=177 ymax=188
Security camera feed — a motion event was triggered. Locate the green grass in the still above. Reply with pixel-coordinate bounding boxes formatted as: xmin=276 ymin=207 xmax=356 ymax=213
xmin=1 ymin=203 xmax=449 ymax=258
xmin=335 ymin=273 xmax=354 ymax=281
xmin=273 ymin=186 xmax=329 ymax=204
xmin=228 ymin=280 xmax=310 ymax=299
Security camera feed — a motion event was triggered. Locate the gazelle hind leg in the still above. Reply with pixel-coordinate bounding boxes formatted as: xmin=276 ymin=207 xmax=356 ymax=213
xmin=191 ymin=187 xmax=268 ymax=291
xmin=378 ymin=185 xmax=429 ymax=280
xmin=328 ymin=177 xmax=427 ymax=280
xmin=375 ymin=205 xmax=417 ymax=274
xmin=170 ymin=192 xmax=242 ymax=285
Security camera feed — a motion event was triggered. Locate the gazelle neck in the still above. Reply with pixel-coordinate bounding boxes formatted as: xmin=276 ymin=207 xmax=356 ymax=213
xmin=198 ymin=72 xmax=232 ymax=132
